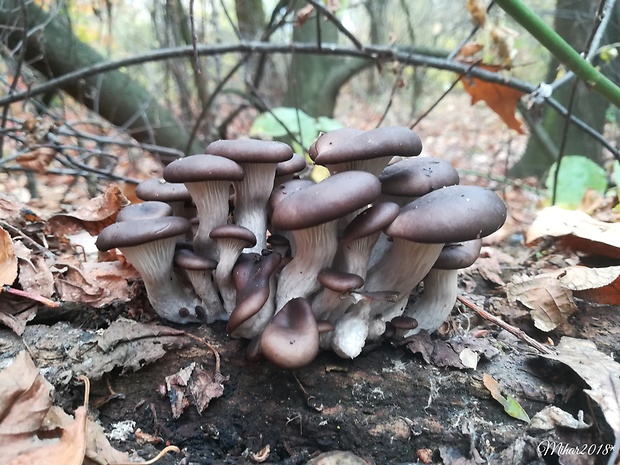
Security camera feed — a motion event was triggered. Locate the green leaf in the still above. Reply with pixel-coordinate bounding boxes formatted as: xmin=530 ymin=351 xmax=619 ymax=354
xmin=316 ymin=116 xmax=343 ymax=133
xmin=545 ymin=155 xmax=608 ymax=209
xmin=250 ymin=107 xmax=318 ymax=147
xmin=503 ymin=395 xmax=531 ymax=422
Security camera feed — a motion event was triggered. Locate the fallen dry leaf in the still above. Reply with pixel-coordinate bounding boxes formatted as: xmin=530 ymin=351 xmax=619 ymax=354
xmin=526 ymin=206 xmax=620 ymax=258
xmin=460 ymin=63 xmax=525 ymax=134
xmin=506 ymin=273 xmax=578 ymax=332
xmin=542 ymin=337 xmax=620 ymax=450
xmin=0 ymin=226 xmax=18 ymax=286
xmin=529 ymin=405 xmax=590 ymax=431
xmin=557 ymin=265 xmax=620 ymax=305
xmin=16 ymin=147 xmax=56 ymax=174
xmin=45 ymin=185 xmax=129 ymax=237
xmin=12 ymin=241 xmax=55 ymax=298
xmin=164 ymin=361 xmax=226 ymax=418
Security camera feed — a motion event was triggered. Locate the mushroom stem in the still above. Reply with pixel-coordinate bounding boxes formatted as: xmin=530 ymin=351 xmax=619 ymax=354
xmin=184 ymin=181 xmax=231 ymax=259
xmin=232 ymin=163 xmax=277 ymax=253
xmin=183 ymin=270 xmax=227 ymax=323
xmin=122 ymin=240 xmax=202 ymax=323
xmin=330 ymin=298 xmax=371 ymax=359
xmin=364 ymin=238 xmax=444 ymax=336
xmin=400 ymin=268 xmax=459 ymax=337
xmin=275 ymin=221 xmax=338 ymax=311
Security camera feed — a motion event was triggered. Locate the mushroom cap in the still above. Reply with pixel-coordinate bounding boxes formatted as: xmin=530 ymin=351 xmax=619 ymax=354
xmin=163 ymin=154 xmax=245 ymax=183
xmin=174 ymin=248 xmax=218 ymax=271
xmin=379 ymin=157 xmax=460 ymax=197
xmin=271 ymin=171 xmax=381 ymax=231
xmin=340 ymin=202 xmax=400 ymax=242
xmin=384 ymin=185 xmax=507 ymax=244
xmin=275 ymin=153 xmax=307 ymax=176
xmin=135 ymin=178 xmax=192 ymax=202
xmin=260 ymin=297 xmax=319 ymax=369
xmin=209 ymin=224 xmax=257 ymax=247
xmin=227 ymin=251 xmax=282 ymax=334
xmin=206 ymin=139 xmax=293 ymax=164
xmin=389 ymin=315 xmax=419 ymax=330
xmin=308 ymin=128 xmax=364 ymax=161
xmin=96 ymin=216 xmax=192 ymax=250
xmin=116 ymin=201 xmax=172 ymax=222
xmin=317 ymin=268 xmax=364 ymax=293
xmin=433 ymin=239 xmax=482 ymax=270
xmin=269 ymin=179 xmax=314 ymax=212
xmin=313 ymin=127 xmax=422 ymax=165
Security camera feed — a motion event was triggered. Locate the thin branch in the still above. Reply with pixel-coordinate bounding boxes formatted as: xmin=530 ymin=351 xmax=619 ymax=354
xmin=551 ymin=79 xmax=579 ymax=205
xmin=305 ymin=0 xmax=364 ymax=50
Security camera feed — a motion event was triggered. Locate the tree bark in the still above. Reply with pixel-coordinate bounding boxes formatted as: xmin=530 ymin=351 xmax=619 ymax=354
xmin=0 ymin=0 xmax=202 ymax=159
xmin=512 ymin=0 xmax=620 ymax=177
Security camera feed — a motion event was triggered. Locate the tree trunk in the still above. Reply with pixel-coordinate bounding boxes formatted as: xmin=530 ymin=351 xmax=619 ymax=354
xmin=283 ymin=2 xmax=369 ymax=117
xmin=512 ymin=0 xmax=620 ymax=177
xmin=0 ymin=0 xmax=202 ymax=159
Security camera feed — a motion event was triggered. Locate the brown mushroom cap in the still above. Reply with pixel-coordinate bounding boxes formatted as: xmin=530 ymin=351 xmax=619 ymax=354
xmin=275 ymin=153 xmax=307 ymax=177
xmin=271 ymin=171 xmax=381 ymax=231
xmin=116 ymin=201 xmax=172 ymax=222
xmin=379 ymin=157 xmax=460 ymax=197
xmin=433 ymin=239 xmax=482 ymax=270
xmin=163 ymin=154 xmax=245 ymax=183
xmin=269 ymin=179 xmax=315 ymax=212
xmin=260 ymin=297 xmax=319 ymax=369
xmin=313 ymin=127 xmax=422 ymax=165
xmin=317 ymin=269 xmax=364 ymax=293
xmin=135 ymin=178 xmax=192 ymax=202
xmin=227 ymin=251 xmax=282 ymax=334
xmin=308 ymin=128 xmax=364 ymax=161
xmin=96 ymin=216 xmax=192 ymax=250
xmin=206 ymin=139 xmax=293 ymax=164
xmin=340 ymin=202 xmax=400 ymax=242
xmin=174 ymin=248 xmax=218 ymax=271
xmin=209 ymin=224 xmax=257 ymax=248
xmin=384 ymin=185 xmax=507 ymax=244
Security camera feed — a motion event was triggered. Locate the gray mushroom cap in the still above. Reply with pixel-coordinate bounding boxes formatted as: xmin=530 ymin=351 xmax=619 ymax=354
xmin=174 ymin=248 xmax=218 ymax=271
xmin=385 ymin=185 xmax=507 ymax=244
xmin=260 ymin=297 xmax=319 ymax=369
xmin=206 ymin=138 xmax=293 ymax=164
xmin=271 ymin=171 xmax=381 ymax=231
xmin=96 ymin=216 xmax=192 ymax=250
xmin=135 ymin=178 xmax=192 ymax=202
xmin=433 ymin=239 xmax=482 ymax=270
xmin=340 ymin=202 xmax=400 ymax=242
xmin=313 ymin=126 xmax=422 ymax=165
xmin=308 ymin=128 xmax=364 ymax=161
xmin=116 ymin=201 xmax=172 ymax=222
xmin=275 ymin=153 xmax=307 ymax=177
xmin=379 ymin=157 xmax=460 ymax=197
xmin=209 ymin=224 xmax=257 ymax=248
xmin=163 ymin=154 xmax=245 ymax=183
xmin=317 ymin=269 xmax=364 ymax=293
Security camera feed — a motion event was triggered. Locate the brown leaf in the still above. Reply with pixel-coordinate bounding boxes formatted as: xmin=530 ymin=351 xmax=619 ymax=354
xmin=189 ymin=364 xmax=226 ymax=414
xmin=456 ymin=42 xmax=484 ymax=59
xmin=16 ymin=147 xmax=56 ymax=174
xmin=557 ymin=265 xmax=620 ymax=305
xmin=506 ymin=273 xmax=578 ymax=332
xmin=459 ymin=63 xmax=525 ymax=134
xmin=466 ymin=0 xmax=486 ymax=27
xmin=295 ymin=4 xmax=314 ymax=27
xmin=0 ymin=227 xmax=18 ymax=286
xmin=13 ymin=241 xmax=54 ymax=298
xmin=45 ymin=185 xmax=129 ymax=237
xmin=526 ymin=206 xmax=620 ymax=259
xmin=542 ymin=337 xmax=620 ymax=442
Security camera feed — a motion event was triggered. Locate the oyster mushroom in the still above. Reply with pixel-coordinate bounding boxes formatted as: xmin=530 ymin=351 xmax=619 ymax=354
xmin=96 ymin=216 xmax=202 ymax=323
xmin=206 ymin=139 xmax=293 ymax=253
xmin=163 ymin=154 xmax=245 ymax=260
xmin=270 ymin=171 xmax=381 ymax=311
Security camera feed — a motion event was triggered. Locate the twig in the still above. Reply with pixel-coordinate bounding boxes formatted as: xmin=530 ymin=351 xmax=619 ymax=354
xmin=2 ymin=285 xmax=61 ymax=308
xmin=551 ymin=79 xmax=579 ymax=205
xmin=306 ymin=0 xmax=364 ymax=50
xmin=110 ymin=445 xmax=181 ymax=465
xmin=184 ymin=333 xmax=221 ymax=372
xmin=456 ymin=295 xmax=553 ymax=355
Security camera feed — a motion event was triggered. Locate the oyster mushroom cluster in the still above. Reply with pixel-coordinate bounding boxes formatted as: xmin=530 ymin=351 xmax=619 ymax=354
xmin=96 ymin=127 xmax=507 ymax=369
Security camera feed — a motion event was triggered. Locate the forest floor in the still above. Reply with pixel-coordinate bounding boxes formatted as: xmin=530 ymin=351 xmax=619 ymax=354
xmin=0 ymin=94 xmax=619 ymax=465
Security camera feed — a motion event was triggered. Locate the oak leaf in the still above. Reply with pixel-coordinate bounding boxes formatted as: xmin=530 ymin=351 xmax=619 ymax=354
xmin=460 ymin=64 xmax=526 ymax=134
xmin=0 ymin=227 xmax=17 ymax=286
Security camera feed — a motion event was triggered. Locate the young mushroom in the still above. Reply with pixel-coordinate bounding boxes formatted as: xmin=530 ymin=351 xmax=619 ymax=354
xmin=310 ymin=268 xmax=364 ymax=320
xmin=116 ymin=201 xmax=172 ymax=222
xmin=95 ymin=217 xmax=203 ymax=324
xmin=135 ymin=178 xmax=192 ymax=218
xmin=163 ymin=154 xmax=245 ymax=260
xmin=209 ymin=224 xmax=257 ymax=314
xmin=270 ymin=171 xmax=381 ymax=311
xmin=173 ymin=247 xmax=227 ymax=323
xmin=206 ymin=139 xmax=293 ymax=253
xmin=260 ymin=297 xmax=320 ymax=369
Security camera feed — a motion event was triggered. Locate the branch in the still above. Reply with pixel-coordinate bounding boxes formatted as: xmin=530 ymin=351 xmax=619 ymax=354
xmin=495 ymin=0 xmax=620 ymax=106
